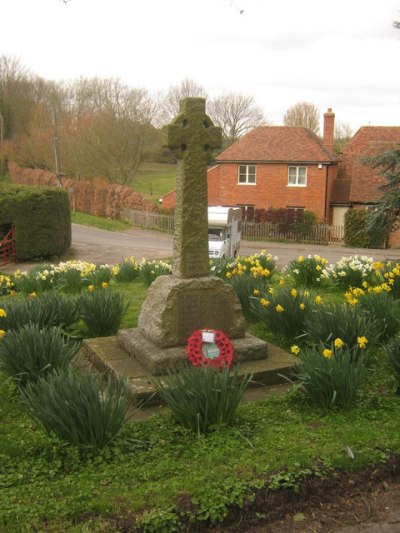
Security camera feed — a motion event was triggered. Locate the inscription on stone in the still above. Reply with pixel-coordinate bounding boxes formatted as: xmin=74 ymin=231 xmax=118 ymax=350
xmin=177 ymin=291 xmax=233 ymax=338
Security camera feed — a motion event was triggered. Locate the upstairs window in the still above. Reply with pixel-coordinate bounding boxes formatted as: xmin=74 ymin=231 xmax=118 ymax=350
xmin=288 ymin=166 xmax=307 ymax=186
xmin=238 ymin=165 xmax=256 ymax=184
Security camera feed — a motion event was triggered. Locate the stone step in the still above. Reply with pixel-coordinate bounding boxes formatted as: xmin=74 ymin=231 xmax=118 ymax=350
xmin=82 ymin=336 xmax=297 ymax=406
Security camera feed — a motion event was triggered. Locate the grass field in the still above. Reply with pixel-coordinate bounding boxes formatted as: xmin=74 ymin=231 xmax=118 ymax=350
xmin=131 ymin=162 xmax=176 ymax=199
xmin=71 ymin=212 xmax=132 ymax=231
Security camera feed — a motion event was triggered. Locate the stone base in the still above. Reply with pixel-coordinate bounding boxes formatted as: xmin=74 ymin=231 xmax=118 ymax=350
xmin=82 ymin=336 xmax=298 ymax=405
xmin=137 ymin=275 xmax=246 ymax=348
xmin=118 ymin=328 xmax=269 ymax=376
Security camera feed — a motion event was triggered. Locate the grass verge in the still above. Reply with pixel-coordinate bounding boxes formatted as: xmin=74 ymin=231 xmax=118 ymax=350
xmin=71 ymin=212 xmax=132 ymax=232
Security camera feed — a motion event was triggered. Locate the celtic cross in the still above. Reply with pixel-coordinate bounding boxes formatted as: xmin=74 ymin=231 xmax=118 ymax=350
xmin=163 ymin=98 xmax=222 ymax=278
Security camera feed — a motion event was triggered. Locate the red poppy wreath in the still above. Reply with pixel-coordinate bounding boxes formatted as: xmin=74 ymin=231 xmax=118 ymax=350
xmin=186 ymin=329 xmax=234 ymax=368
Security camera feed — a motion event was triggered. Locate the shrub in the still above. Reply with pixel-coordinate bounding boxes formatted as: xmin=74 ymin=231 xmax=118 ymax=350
xmin=114 ymin=257 xmax=140 ymax=283
xmin=0 ymin=324 xmax=81 ymax=386
xmin=294 ymin=343 xmax=368 ymax=409
xmin=0 ymin=273 xmax=15 ymax=296
xmin=12 ymin=264 xmax=56 ymax=294
xmin=20 ymin=369 xmax=130 ymax=450
xmin=0 ymin=292 xmax=80 ymax=333
xmin=227 ymin=273 xmax=269 ymax=321
xmin=344 ymin=208 xmax=386 ymax=248
xmin=286 ymin=254 xmax=328 ymax=288
xmin=139 ymin=259 xmax=172 ymax=287
xmin=251 ymin=286 xmax=316 ymax=341
xmin=155 ymin=365 xmax=252 ymax=435
xmin=303 ymin=302 xmax=383 ymax=350
xmin=79 ymin=288 xmax=128 ymax=337
xmin=321 ymin=255 xmax=379 ymax=291
xmin=356 ymin=291 xmax=400 ymax=341
xmin=384 ymin=336 xmax=400 ymax=391
xmin=86 ymin=265 xmax=113 ymax=287
xmin=381 ymin=261 xmax=400 ymax=298
xmin=0 ymin=183 xmax=71 ymax=260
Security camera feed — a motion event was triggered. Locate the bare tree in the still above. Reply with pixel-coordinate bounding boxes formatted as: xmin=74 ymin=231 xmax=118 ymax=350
xmin=283 ymin=102 xmax=320 ymax=135
xmin=0 ymin=55 xmax=36 ymax=139
xmin=157 ymin=78 xmax=207 ymax=126
xmin=208 ymin=92 xmax=266 ymax=146
xmin=334 ymin=122 xmax=353 ymax=154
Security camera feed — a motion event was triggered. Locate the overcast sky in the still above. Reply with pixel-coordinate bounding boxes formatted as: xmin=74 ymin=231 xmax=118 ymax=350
xmin=2 ymin=0 xmax=400 ymax=133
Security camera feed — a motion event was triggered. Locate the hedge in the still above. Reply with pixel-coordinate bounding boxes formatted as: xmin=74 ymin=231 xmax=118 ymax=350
xmin=0 ymin=184 xmax=71 ymax=260
xmin=344 ymin=208 xmax=386 ymax=249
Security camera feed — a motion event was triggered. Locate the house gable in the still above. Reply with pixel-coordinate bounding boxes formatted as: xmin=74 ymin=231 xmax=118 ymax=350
xmin=338 ymin=126 xmax=400 ymax=204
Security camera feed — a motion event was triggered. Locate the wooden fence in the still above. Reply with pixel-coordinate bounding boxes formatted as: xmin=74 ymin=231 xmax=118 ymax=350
xmin=122 ymin=208 xmax=344 ymax=245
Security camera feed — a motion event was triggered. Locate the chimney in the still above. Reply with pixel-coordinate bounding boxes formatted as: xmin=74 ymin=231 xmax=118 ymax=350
xmin=323 ymin=108 xmax=335 ymax=152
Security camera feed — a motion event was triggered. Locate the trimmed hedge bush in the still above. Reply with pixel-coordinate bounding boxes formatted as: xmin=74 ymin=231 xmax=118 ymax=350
xmin=344 ymin=209 xmax=385 ymax=249
xmin=0 ymin=183 xmax=71 ymax=260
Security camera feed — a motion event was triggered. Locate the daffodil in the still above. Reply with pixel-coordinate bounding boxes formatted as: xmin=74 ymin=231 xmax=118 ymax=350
xmin=334 ymin=338 xmax=345 ymax=349
xmin=88 ymin=285 xmax=95 ymax=292
xmin=291 ymin=345 xmax=300 ymax=355
xmin=275 ymin=304 xmax=284 ymax=313
xmin=357 ymin=336 xmax=368 ymax=349
xmin=102 ymin=282 xmax=108 ymax=289
xmin=291 ymin=288 xmax=298 ymax=298
xmin=260 ymin=298 xmax=270 ymax=307
xmin=323 ymin=348 xmax=333 ymax=359
xmin=253 ymin=289 xmax=260 ymax=296
xmin=299 ymin=302 xmax=305 ymax=310
xmin=0 ymin=309 xmax=6 ymax=318
xmin=0 ymin=330 xmax=5 ymax=339
xmin=315 ymin=295 xmax=322 ymax=305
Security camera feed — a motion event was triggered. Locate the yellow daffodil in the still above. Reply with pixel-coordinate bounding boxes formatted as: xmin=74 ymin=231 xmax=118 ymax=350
xmin=323 ymin=348 xmax=333 ymax=359
xmin=291 ymin=345 xmax=300 ymax=355
xmin=260 ymin=298 xmax=270 ymax=307
xmin=88 ymin=285 xmax=95 ymax=292
xmin=357 ymin=336 xmax=368 ymax=349
xmin=0 ymin=309 xmax=6 ymax=318
xmin=299 ymin=302 xmax=305 ymax=310
xmin=291 ymin=288 xmax=298 ymax=298
xmin=334 ymin=338 xmax=345 ymax=349
xmin=253 ymin=289 xmax=260 ymax=296
xmin=101 ymin=282 xmax=108 ymax=289
xmin=29 ymin=292 xmax=37 ymax=299
xmin=275 ymin=304 xmax=284 ymax=313
xmin=0 ymin=329 xmax=5 ymax=338
xmin=279 ymin=279 xmax=286 ymax=286
xmin=315 ymin=295 xmax=322 ymax=305
xmin=298 ymin=256 xmax=304 ymax=263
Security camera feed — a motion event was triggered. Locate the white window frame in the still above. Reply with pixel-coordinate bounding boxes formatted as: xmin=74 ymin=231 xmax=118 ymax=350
xmin=288 ymin=166 xmax=307 ymax=187
xmin=238 ymin=164 xmax=256 ymax=185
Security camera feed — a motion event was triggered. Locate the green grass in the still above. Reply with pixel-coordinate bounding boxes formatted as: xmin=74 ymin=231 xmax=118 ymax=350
xmin=1 ymin=357 xmax=399 ymax=531
xmin=71 ymin=212 xmax=132 ymax=231
xmin=131 ymin=162 xmax=176 ymax=199
xmin=2 ymin=267 xmax=400 ymax=531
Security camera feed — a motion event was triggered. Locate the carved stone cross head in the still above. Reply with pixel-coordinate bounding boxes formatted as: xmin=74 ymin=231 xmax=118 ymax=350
xmin=163 ymin=97 xmax=222 ymax=161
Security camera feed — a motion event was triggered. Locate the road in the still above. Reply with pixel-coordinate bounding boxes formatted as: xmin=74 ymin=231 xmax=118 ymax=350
xmin=2 ymin=223 xmax=400 ymax=274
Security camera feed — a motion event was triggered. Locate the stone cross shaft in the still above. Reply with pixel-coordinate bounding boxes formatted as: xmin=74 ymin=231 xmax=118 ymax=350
xmin=163 ymin=98 xmax=222 ymax=278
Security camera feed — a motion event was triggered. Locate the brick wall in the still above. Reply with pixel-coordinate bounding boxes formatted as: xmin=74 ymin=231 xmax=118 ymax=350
xmin=208 ymin=162 xmax=338 ymax=222
xmin=8 ymin=163 xmax=158 ymax=218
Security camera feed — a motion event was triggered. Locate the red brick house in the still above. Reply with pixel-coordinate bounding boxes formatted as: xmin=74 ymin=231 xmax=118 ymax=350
xmin=330 ymin=126 xmax=400 ymax=229
xmin=162 ymin=109 xmax=340 ymax=222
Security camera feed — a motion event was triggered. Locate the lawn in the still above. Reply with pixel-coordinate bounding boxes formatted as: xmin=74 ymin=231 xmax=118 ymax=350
xmin=1 ymin=254 xmax=400 ymax=532
xmin=71 ymin=211 xmax=133 ymax=232
xmin=131 ymin=162 xmax=176 ymax=200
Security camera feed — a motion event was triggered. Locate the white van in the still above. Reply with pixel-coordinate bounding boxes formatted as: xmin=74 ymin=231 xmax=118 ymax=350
xmin=208 ymin=206 xmax=242 ymax=259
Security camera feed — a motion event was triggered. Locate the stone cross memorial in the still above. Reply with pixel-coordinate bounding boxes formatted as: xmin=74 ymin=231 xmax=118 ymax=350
xmin=164 ymin=98 xmax=222 ymax=278
xmin=118 ymin=97 xmax=268 ymax=375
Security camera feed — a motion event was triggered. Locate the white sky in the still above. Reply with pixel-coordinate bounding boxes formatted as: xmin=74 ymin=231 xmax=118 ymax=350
xmin=2 ymin=0 xmax=400 ymax=133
